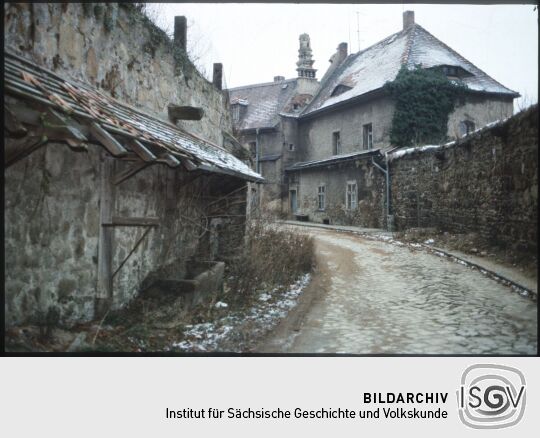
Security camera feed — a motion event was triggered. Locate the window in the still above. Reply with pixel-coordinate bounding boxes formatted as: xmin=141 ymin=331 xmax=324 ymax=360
xmin=363 ymin=123 xmax=373 ymax=150
xmin=317 ymin=185 xmax=326 ymax=210
xmin=293 ymin=103 xmax=299 ymax=110
xmin=346 ymin=181 xmax=357 ymax=210
xmin=459 ymin=120 xmax=475 ymax=137
xmin=332 ymin=131 xmax=341 ymax=155
xmin=232 ymin=104 xmax=240 ymax=123
xmin=289 ymin=143 xmax=295 ymax=151
xmin=331 ymin=84 xmax=353 ymax=97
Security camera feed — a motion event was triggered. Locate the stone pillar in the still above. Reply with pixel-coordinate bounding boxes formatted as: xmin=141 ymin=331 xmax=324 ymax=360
xmin=174 ymin=16 xmax=187 ymax=51
xmin=403 ymin=11 xmax=415 ymax=30
xmin=213 ymin=63 xmax=223 ymax=90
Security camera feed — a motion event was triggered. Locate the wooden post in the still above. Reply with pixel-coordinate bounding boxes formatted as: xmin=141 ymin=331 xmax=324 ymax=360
xmin=95 ymin=155 xmax=115 ymax=317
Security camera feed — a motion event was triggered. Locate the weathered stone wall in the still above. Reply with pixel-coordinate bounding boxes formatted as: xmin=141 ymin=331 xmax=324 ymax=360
xmin=289 ymin=159 xmax=385 ymax=228
xmin=390 ymin=105 xmax=538 ymax=253
xmin=4 ymin=3 xmax=247 ymax=327
xmin=3 ymin=2 xmax=232 ymax=147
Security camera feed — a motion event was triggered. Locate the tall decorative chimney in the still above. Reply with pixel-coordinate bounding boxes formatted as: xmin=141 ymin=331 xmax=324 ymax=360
xmin=403 ymin=11 xmax=415 ymax=30
xmin=296 ymin=34 xmax=317 ymax=79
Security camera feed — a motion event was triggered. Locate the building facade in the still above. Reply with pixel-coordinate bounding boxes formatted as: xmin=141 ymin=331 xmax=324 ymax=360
xmin=229 ymin=11 xmax=518 ymax=226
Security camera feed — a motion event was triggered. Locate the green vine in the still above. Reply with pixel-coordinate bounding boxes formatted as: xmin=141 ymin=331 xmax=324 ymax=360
xmin=384 ymin=65 xmax=467 ymax=147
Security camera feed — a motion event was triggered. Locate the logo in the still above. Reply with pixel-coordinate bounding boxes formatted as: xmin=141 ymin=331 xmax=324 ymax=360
xmin=457 ymin=364 xmax=526 ymax=429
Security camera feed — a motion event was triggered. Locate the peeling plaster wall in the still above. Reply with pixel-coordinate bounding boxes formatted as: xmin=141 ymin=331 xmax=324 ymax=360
xmin=3 ymin=2 xmax=232 ymax=147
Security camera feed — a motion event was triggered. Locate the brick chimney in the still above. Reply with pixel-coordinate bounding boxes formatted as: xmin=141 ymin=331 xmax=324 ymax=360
xmin=274 ymin=76 xmax=285 ymax=82
xmin=338 ymin=42 xmax=348 ymax=61
xmin=403 ymin=11 xmax=415 ymax=30
xmin=174 ymin=16 xmax=187 ymax=51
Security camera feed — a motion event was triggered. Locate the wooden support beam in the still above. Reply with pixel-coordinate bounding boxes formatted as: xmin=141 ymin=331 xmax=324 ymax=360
xmin=181 ymin=158 xmax=198 ymax=171
xmin=4 ymin=134 xmax=48 ymax=168
xmin=167 ymin=104 xmax=204 ymax=122
xmin=96 ymin=156 xmax=115 ymax=317
xmin=90 ymin=122 xmax=128 ymax=157
xmin=112 ymin=227 xmax=153 ymax=279
xmin=4 ymin=104 xmax=27 ymax=138
xmin=103 ymin=216 xmax=160 ymax=227
xmin=157 ymin=152 xmax=181 ymax=168
xmin=113 ymin=161 xmax=153 ymax=186
xmin=42 ymin=108 xmax=88 ymax=151
xmin=126 ymin=138 xmax=157 ymax=162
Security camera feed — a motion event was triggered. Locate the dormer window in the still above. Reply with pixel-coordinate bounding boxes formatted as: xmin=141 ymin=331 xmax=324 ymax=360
xmin=434 ymin=65 xmax=473 ymax=80
xmin=331 ymin=84 xmax=353 ymax=97
xmin=231 ymin=98 xmax=248 ymax=123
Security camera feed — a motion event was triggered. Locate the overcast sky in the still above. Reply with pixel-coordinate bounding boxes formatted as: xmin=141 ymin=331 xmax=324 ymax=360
xmin=148 ymin=3 xmax=538 ymax=110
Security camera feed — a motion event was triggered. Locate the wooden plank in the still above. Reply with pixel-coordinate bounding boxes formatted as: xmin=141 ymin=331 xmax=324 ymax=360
xmin=43 ymin=108 xmax=88 ymax=150
xmin=4 ymin=104 xmax=27 ymax=138
xmin=96 ymin=156 xmax=116 ymax=317
xmin=127 ymin=138 xmax=157 ymax=162
xmin=167 ymin=104 xmax=204 ymax=121
xmin=4 ymin=134 xmax=48 ymax=168
xmin=181 ymin=158 xmax=198 ymax=171
xmin=103 ymin=216 xmax=160 ymax=227
xmin=90 ymin=121 xmax=128 ymax=157
xmin=113 ymin=161 xmax=152 ymax=186
xmin=157 ymin=152 xmax=181 ymax=168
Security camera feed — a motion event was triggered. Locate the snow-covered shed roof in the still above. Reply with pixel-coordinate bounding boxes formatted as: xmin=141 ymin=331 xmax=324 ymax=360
xmin=4 ymin=51 xmax=262 ymax=182
xmin=228 ymin=79 xmax=300 ymax=130
xmin=302 ymin=24 xmax=519 ymax=117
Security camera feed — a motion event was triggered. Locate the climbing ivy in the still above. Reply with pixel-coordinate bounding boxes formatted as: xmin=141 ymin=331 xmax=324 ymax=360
xmin=384 ymin=65 xmax=468 ymax=147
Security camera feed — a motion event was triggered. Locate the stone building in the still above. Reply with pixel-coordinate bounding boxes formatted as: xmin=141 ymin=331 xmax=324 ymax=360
xmin=4 ymin=3 xmax=261 ymax=327
xmin=229 ymin=11 xmax=519 ymax=226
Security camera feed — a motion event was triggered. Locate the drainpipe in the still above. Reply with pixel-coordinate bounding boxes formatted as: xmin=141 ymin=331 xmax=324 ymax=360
xmin=255 ymin=128 xmax=260 ymax=173
xmin=371 ymin=154 xmax=391 ymax=231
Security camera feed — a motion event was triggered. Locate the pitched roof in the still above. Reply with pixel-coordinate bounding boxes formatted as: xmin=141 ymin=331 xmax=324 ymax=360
xmin=4 ymin=50 xmax=262 ymax=182
xmin=228 ymin=79 xmax=300 ymax=130
xmin=286 ymin=149 xmax=381 ymax=171
xmin=302 ymin=24 xmax=519 ymax=116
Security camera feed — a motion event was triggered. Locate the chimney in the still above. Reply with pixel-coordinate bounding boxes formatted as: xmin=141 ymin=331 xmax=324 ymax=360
xmin=213 ymin=63 xmax=223 ymax=90
xmin=274 ymin=76 xmax=285 ymax=82
xmin=338 ymin=42 xmax=348 ymax=59
xmin=174 ymin=16 xmax=187 ymax=51
xmin=403 ymin=10 xmax=415 ymax=30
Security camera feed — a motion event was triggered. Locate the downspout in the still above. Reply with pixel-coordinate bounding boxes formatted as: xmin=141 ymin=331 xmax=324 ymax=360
xmin=255 ymin=128 xmax=260 ymax=173
xmin=371 ymin=154 xmax=391 ymax=231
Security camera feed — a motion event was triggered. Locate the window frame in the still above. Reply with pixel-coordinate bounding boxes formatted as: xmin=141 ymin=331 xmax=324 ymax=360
xmin=332 ymin=131 xmax=341 ymax=155
xmin=317 ymin=184 xmax=326 ymax=211
xmin=363 ymin=123 xmax=373 ymax=150
xmin=346 ymin=181 xmax=358 ymax=210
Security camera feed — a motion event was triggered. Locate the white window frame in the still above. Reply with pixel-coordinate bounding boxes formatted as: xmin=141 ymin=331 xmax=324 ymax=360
xmin=363 ymin=123 xmax=373 ymax=150
xmin=317 ymin=184 xmax=326 ymax=211
xmin=289 ymin=143 xmax=295 ymax=151
xmin=346 ymin=181 xmax=357 ymax=210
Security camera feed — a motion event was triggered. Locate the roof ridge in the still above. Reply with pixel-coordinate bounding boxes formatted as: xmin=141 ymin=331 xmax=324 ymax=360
xmin=227 ymin=78 xmax=298 ymax=92
xmin=411 ymin=24 xmax=518 ymax=95
xmin=402 ymin=24 xmax=417 ymax=66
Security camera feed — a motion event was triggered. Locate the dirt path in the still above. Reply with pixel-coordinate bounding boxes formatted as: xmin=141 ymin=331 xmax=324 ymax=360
xmin=258 ymin=227 xmax=537 ymax=354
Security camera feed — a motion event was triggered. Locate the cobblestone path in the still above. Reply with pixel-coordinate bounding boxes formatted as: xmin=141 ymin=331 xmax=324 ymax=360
xmin=261 ymin=228 xmax=537 ymax=354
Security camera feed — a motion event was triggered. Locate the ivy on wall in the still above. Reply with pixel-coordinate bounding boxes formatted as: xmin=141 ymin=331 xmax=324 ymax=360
xmin=384 ymin=66 xmax=468 ymax=147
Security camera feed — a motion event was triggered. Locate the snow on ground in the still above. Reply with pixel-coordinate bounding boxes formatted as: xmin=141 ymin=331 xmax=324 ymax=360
xmin=169 ymin=274 xmax=311 ymax=352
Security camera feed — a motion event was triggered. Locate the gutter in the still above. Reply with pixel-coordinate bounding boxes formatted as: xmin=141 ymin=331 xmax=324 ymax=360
xmin=255 ymin=128 xmax=260 ymax=174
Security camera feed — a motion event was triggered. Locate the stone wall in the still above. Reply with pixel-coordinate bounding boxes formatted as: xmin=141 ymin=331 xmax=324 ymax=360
xmin=3 ymin=2 xmax=232 ymax=146
xmin=390 ymin=105 xmax=538 ymax=253
xmin=4 ymin=3 xmax=247 ymax=327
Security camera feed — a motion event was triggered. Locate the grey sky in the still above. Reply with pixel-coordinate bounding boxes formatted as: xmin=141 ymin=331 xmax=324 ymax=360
xmin=148 ymin=3 xmax=538 ymax=110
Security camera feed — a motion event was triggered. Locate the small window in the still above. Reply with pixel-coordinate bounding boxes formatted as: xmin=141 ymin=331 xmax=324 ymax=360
xmin=232 ymin=104 xmax=240 ymax=123
xmin=459 ymin=120 xmax=475 ymax=137
xmin=293 ymin=103 xmax=299 ymax=110
xmin=332 ymin=131 xmax=341 ymax=155
xmin=363 ymin=123 xmax=373 ymax=150
xmin=346 ymin=181 xmax=357 ymax=210
xmin=289 ymin=143 xmax=295 ymax=151
xmin=317 ymin=185 xmax=326 ymax=210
